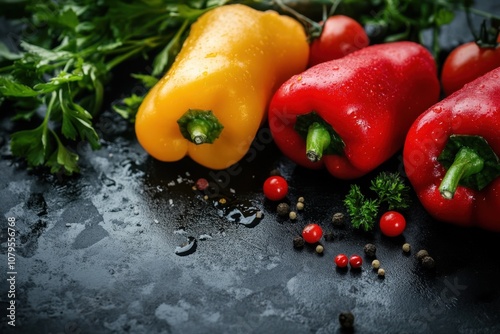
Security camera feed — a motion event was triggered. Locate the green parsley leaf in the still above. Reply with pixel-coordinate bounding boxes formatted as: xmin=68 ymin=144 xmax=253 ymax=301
xmin=370 ymin=172 xmax=411 ymax=210
xmin=112 ymin=93 xmax=145 ymax=122
xmin=59 ymin=89 xmax=100 ymax=150
xmin=10 ymin=124 xmax=52 ymax=167
xmin=33 ymin=71 xmax=83 ymax=94
xmin=131 ymin=74 xmax=159 ymax=89
xmin=434 ymin=8 xmax=455 ymax=26
xmin=46 ymin=133 xmax=80 ymax=175
xmin=0 ymin=76 xmax=39 ymax=97
xmin=344 ymin=184 xmax=380 ymax=232
xmin=0 ymin=41 xmax=22 ymax=61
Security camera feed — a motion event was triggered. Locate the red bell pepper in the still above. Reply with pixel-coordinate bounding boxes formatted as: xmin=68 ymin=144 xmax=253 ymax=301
xmin=268 ymin=41 xmax=440 ymax=179
xmin=404 ymin=67 xmax=500 ymax=231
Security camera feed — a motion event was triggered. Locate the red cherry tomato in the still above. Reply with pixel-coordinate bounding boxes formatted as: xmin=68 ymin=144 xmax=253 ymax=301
xmin=379 ymin=211 xmax=406 ymax=237
xmin=308 ymin=15 xmax=369 ymax=67
xmin=441 ymin=38 xmax=500 ymax=96
xmin=302 ymin=223 xmax=323 ymax=243
xmin=349 ymin=255 xmax=363 ymax=269
xmin=335 ymin=254 xmax=349 ymax=268
xmin=263 ymin=176 xmax=288 ymax=201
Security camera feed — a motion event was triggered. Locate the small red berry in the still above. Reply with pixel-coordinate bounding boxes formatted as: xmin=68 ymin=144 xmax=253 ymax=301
xmin=379 ymin=211 xmax=406 ymax=237
xmin=263 ymin=176 xmax=289 ymax=201
xmin=335 ymin=254 xmax=349 ymax=268
xmin=195 ymin=178 xmax=209 ymax=191
xmin=302 ymin=223 xmax=323 ymax=244
xmin=349 ymin=255 xmax=363 ymax=269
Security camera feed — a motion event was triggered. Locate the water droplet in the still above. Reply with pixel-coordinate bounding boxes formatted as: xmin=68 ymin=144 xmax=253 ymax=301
xmin=100 ymin=173 xmax=116 ymax=187
xmin=175 ymin=237 xmax=197 ymax=256
xmin=433 ymin=106 xmax=443 ymax=114
xmin=199 ymin=234 xmax=212 ymax=241
xmin=27 ymin=192 xmax=47 ymax=216
xmin=215 ymin=200 xmax=263 ymax=228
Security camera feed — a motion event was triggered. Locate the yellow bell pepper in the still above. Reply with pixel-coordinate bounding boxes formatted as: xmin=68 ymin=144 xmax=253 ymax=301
xmin=135 ymin=4 xmax=309 ymax=169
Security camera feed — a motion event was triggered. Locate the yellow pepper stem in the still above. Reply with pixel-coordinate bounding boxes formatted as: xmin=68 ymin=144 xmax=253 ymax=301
xmin=177 ymin=109 xmax=224 ymax=145
xmin=187 ymin=119 xmax=212 ymax=144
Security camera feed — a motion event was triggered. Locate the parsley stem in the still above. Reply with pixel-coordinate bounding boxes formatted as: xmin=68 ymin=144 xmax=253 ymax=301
xmin=460 ymin=5 xmax=500 ymax=20
xmin=106 ymin=46 xmax=146 ymax=71
xmin=0 ymin=64 xmax=15 ymax=73
xmin=41 ymin=92 xmax=57 ymax=149
xmin=273 ymin=0 xmax=322 ymax=41
xmin=44 ymin=92 xmax=57 ymax=125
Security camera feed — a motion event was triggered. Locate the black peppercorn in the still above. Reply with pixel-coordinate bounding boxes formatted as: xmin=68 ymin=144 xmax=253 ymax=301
xmin=269 ymin=169 xmax=281 ymax=176
xmin=324 ymin=231 xmax=335 ymax=241
xmin=332 ymin=212 xmax=345 ymax=226
xmin=293 ymin=236 xmax=305 ymax=249
xmin=339 ymin=311 xmax=355 ymax=329
xmin=364 ymin=243 xmax=377 ymax=257
xmin=421 ymin=256 xmax=435 ymax=269
xmin=416 ymin=249 xmax=429 ymax=261
xmin=276 ymin=203 xmax=290 ymax=217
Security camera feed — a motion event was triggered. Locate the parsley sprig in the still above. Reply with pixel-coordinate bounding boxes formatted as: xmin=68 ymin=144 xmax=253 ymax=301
xmin=344 ymin=172 xmax=410 ymax=231
xmin=344 ymin=184 xmax=380 ymax=231
xmin=0 ymin=0 xmax=218 ymax=174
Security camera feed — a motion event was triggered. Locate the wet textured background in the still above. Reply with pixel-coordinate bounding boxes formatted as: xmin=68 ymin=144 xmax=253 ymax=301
xmin=1 ymin=1 xmax=500 ymax=333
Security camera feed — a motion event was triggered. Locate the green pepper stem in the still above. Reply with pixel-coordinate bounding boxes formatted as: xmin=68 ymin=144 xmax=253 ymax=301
xmin=187 ymin=119 xmax=212 ymax=145
xmin=306 ymin=122 xmax=331 ymax=162
xmin=439 ymin=147 xmax=485 ymax=199
xmin=177 ymin=109 xmax=223 ymax=145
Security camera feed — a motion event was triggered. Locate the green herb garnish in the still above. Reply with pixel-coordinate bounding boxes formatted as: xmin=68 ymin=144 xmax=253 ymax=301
xmin=344 ymin=172 xmax=410 ymax=231
xmin=0 ymin=0 xmax=216 ymax=174
xmin=344 ymin=184 xmax=380 ymax=232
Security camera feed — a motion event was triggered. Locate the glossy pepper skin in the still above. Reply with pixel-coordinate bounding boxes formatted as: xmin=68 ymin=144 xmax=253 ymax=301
xmin=135 ymin=4 xmax=309 ymax=169
xmin=404 ymin=67 xmax=500 ymax=231
xmin=268 ymin=41 xmax=440 ymax=179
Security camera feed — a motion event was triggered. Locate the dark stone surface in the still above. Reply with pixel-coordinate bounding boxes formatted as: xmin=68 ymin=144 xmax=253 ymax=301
xmin=1 ymin=2 xmax=499 ymax=333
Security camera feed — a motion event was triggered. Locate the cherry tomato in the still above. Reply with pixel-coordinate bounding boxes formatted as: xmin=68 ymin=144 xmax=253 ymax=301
xmin=335 ymin=254 xmax=349 ymax=268
xmin=349 ymin=255 xmax=363 ymax=269
xmin=308 ymin=15 xmax=369 ymax=67
xmin=263 ymin=176 xmax=288 ymax=201
xmin=302 ymin=223 xmax=323 ymax=243
xmin=441 ymin=38 xmax=500 ymax=96
xmin=379 ymin=211 xmax=406 ymax=237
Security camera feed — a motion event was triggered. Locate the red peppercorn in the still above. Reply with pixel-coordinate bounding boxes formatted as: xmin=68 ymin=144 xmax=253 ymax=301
xmin=349 ymin=255 xmax=363 ymax=269
xmin=195 ymin=178 xmax=209 ymax=191
xmin=335 ymin=254 xmax=349 ymax=268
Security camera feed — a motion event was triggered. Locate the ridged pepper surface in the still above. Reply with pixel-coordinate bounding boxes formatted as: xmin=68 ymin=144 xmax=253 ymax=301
xmin=404 ymin=67 xmax=500 ymax=231
xmin=135 ymin=4 xmax=309 ymax=169
xmin=268 ymin=41 xmax=440 ymax=179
